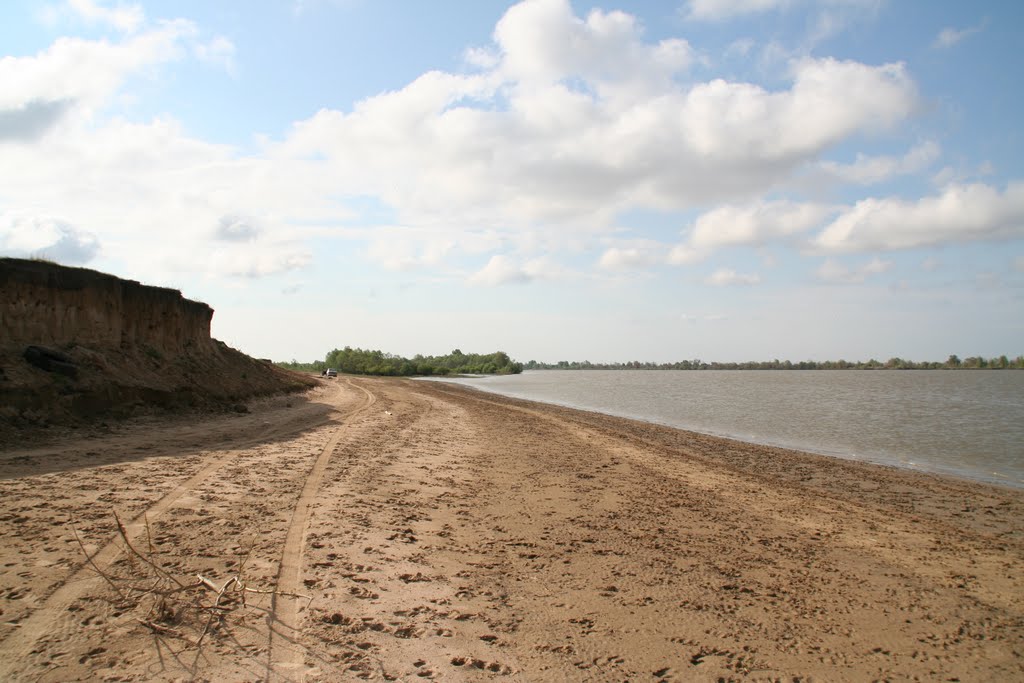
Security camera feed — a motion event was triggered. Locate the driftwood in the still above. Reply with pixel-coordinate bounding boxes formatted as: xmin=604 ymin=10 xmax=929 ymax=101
xmin=71 ymin=511 xmax=312 ymax=649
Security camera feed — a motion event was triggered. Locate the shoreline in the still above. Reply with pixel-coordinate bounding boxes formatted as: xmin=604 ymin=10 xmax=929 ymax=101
xmin=1 ymin=376 xmax=1021 ymax=681
xmin=425 ymin=379 xmax=1024 ymax=501
xmin=424 ymin=374 xmax=1024 ymax=491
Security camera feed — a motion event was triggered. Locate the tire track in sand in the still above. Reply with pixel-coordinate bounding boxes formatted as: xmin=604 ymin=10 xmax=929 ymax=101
xmin=268 ymin=378 xmax=377 ymax=681
xmin=0 ymin=384 xmax=351 ymax=681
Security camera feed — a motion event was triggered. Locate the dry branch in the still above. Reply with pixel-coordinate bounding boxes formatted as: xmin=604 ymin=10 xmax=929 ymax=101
xmin=72 ymin=512 xmax=311 ymax=650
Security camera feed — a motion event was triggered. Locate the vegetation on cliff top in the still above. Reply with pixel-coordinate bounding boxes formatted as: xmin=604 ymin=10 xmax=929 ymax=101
xmin=277 ymin=348 xmax=523 ymax=377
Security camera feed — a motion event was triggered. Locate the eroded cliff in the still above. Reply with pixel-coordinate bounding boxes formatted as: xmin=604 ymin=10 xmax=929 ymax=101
xmin=1 ymin=258 xmax=214 ymax=355
xmin=0 ymin=258 xmax=314 ymax=435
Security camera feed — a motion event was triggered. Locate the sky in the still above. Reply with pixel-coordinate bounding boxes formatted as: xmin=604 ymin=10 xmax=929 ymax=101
xmin=1 ymin=0 xmax=1022 ymax=364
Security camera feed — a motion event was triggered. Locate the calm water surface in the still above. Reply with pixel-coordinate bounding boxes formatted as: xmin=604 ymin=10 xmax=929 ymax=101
xmin=430 ymin=370 xmax=1024 ymax=488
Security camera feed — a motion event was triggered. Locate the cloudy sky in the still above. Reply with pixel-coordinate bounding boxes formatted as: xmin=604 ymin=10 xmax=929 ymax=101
xmin=2 ymin=0 xmax=1022 ymax=363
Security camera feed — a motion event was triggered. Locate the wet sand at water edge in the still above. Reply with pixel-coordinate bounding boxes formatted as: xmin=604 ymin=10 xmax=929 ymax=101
xmin=0 ymin=376 xmax=1021 ymax=681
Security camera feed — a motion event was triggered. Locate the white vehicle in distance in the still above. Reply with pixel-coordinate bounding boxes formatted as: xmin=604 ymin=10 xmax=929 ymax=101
xmin=322 ymin=368 xmax=338 ymax=378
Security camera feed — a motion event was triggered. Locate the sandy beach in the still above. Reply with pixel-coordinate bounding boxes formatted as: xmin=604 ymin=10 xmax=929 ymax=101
xmin=0 ymin=376 xmax=1021 ymax=682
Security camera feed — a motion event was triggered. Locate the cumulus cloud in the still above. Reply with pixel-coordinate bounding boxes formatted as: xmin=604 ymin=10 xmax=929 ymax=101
xmin=667 ymin=245 xmax=705 ymax=265
xmin=597 ymin=244 xmax=663 ymax=270
xmin=819 ymin=141 xmax=940 ymax=185
xmin=814 ymin=181 xmax=1024 ymax=252
xmin=494 ymin=0 xmax=692 ymax=90
xmin=215 ymin=215 xmax=260 ymax=242
xmin=204 ymin=246 xmax=312 ymax=279
xmin=468 ymin=255 xmax=534 ymax=286
xmin=0 ymin=98 xmax=74 ymax=141
xmin=815 ymin=256 xmax=891 ymax=283
xmin=3 ymin=0 xmax=970 ymax=289
xmin=0 ymin=214 xmax=100 ymax=264
xmin=0 ymin=19 xmax=195 ymax=112
xmin=665 ymin=57 xmax=916 ymax=175
xmin=278 ymin=0 xmax=917 ymax=235
xmin=705 ymin=268 xmax=761 ymax=286
xmin=467 ymin=254 xmax=563 ymax=286
xmin=689 ymin=200 xmax=834 ymax=249
xmin=0 ymin=63 xmax=350 ymax=282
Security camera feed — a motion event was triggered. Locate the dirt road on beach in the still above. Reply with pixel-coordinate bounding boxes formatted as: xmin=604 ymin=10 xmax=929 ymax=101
xmin=1 ymin=377 xmax=1022 ymax=681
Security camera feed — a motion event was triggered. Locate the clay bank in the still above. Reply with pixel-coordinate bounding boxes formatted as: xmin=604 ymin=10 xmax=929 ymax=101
xmin=0 ymin=258 xmax=312 ymax=437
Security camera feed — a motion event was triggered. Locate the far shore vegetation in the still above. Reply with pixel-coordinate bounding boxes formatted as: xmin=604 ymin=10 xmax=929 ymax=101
xmin=277 ymin=348 xmax=523 ymax=377
xmin=279 ymin=350 xmax=1022 ymax=377
xmin=523 ymin=354 xmax=1024 ymax=370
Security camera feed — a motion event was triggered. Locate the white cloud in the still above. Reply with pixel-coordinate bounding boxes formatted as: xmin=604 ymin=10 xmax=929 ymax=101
xmin=2 ymin=0 xmax=969 ymax=290
xmin=467 ymin=254 xmax=561 ymax=286
xmin=933 ymin=23 xmax=985 ymax=49
xmin=45 ymin=0 xmax=146 ymax=33
xmin=819 ymin=141 xmax=940 ymax=185
xmin=815 ymin=256 xmax=891 ymax=283
xmin=667 ymin=245 xmax=705 ymax=265
xmin=0 ymin=213 xmax=100 ymax=264
xmin=0 ymin=10 xmax=358 ymax=283
xmin=202 ymin=244 xmax=312 ymax=279
xmin=0 ymin=108 xmax=352 ymax=281
xmin=494 ymin=0 xmax=692 ymax=91
xmin=686 ymin=0 xmax=795 ymax=21
xmin=280 ymin=30 xmax=916 ymax=235
xmin=0 ymin=19 xmax=195 ymax=112
xmin=215 ymin=215 xmax=260 ymax=242
xmin=365 ymin=236 xmax=457 ymax=272
xmin=705 ymin=268 xmax=761 ymax=286
xmin=597 ymin=245 xmax=663 ymax=270
xmin=930 ymin=160 xmax=997 ymax=189
xmin=1013 ymin=256 xmax=1024 ymax=273
xmin=678 ymin=57 xmax=915 ymax=164
xmin=690 ymin=200 xmax=834 ymax=249
xmin=598 ymin=248 xmax=642 ymax=269
xmin=360 ymin=226 xmax=510 ymax=273
xmin=464 ymin=46 xmax=499 ymax=69
xmin=725 ymin=38 xmax=756 ymax=58
xmin=193 ymin=35 xmax=236 ymax=74
xmin=0 ymin=99 xmax=75 ymax=141
xmin=814 ymin=181 xmax=1024 ymax=252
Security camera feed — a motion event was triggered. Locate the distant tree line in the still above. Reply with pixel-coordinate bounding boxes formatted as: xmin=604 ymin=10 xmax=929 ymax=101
xmin=277 ymin=348 xmax=523 ymax=377
xmin=523 ymin=354 xmax=1024 ymax=371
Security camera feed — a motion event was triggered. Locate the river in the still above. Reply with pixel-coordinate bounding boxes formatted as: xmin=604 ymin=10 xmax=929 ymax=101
xmin=427 ymin=370 xmax=1024 ymax=488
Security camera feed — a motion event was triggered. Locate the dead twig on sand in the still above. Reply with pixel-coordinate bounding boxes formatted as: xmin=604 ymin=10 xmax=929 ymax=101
xmin=72 ymin=512 xmax=312 ymax=650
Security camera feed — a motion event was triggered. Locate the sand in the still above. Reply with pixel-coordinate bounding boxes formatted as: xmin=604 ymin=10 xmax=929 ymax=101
xmin=0 ymin=376 xmax=1021 ymax=682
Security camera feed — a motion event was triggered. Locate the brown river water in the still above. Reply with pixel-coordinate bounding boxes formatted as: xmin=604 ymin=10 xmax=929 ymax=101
xmin=430 ymin=369 xmax=1024 ymax=488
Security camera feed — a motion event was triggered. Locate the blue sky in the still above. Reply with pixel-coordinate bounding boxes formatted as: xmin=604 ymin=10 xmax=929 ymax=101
xmin=1 ymin=0 xmax=1022 ymax=363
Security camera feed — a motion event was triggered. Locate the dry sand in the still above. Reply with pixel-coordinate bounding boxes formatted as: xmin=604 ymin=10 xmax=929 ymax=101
xmin=0 ymin=376 xmax=1021 ymax=682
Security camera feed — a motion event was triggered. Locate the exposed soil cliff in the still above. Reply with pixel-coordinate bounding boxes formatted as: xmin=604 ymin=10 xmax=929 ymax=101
xmin=0 ymin=258 xmax=315 ymax=436
xmin=2 ymin=257 xmax=215 ymax=356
